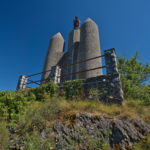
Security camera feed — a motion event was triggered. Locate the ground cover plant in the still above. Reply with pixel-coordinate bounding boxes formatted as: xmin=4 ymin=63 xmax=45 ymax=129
xmin=0 ymin=53 xmax=149 ymax=149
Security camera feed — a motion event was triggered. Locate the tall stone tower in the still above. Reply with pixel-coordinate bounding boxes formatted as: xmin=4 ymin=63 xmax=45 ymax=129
xmin=42 ymin=32 xmax=64 ymax=81
xmin=67 ymin=28 xmax=80 ymax=80
xmin=77 ymin=18 xmax=102 ymax=79
xmin=41 ymin=17 xmax=102 ymax=82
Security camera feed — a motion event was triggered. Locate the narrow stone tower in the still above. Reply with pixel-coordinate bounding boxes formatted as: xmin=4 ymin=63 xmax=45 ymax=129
xmin=42 ymin=32 xmax=64 ymax=81
xmin=67 ymin=28 xmax=80 ymax=80
xmin=77 ymin=18 xmax=102 ymax=79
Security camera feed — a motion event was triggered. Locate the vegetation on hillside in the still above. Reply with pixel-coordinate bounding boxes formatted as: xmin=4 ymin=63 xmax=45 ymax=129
xmin=0 ymin=53 xmax=149 ymax=149
xmin=118 ymin=52 xmax=150 ymax=102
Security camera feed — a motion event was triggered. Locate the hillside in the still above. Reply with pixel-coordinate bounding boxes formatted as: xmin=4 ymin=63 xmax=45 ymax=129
xmin=0 ymin=54 xmax=150 ymax=150
xmin=0 ymin=84 xmax=150 ymax=150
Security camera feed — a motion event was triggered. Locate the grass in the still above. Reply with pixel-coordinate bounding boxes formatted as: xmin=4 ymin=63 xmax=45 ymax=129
xmin=132 ymin=134 xmax=150 ymax=150
xmin=0 ymin=122 xmax=9 ymax=150
xmin=1 ymin=97 xmax=149 ymax=150
xmin=0 ymin=79 xmax=150 ymax=149
xmin=58 ymin=98 xmax=150 ymax=122
xmin=20 ymin=97 xmax=150 ymax=130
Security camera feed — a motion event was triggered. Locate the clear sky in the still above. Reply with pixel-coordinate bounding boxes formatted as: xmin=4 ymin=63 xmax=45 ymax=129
xmin=0 ymin=0 xmax=150 ymax=90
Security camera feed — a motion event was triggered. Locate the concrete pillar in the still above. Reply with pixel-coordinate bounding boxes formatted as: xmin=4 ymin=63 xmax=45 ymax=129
xmin=49 ymin=66 xmax=61 ymax=84
xmin=104 ymin=49 xmax=124 ymax=104
xmin=104 ymin=48 xmax=118 ymax=75
xmin=42 ymin=32 xmax=64 ymax=81
xmin=77 ymin=18 xmax=102 ymax=79
xmin=16 ymin=75 xmax=28 ymax=90
xmin=67 ymin=29 xmax=80 ymax=80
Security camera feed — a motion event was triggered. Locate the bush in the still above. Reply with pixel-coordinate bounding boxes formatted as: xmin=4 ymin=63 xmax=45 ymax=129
xmin=118 ymin=53 xmax=150 ymax=103
xmin=29 ymin=81 xmax=58 ymax=101
xmin=63 ymin=80 xmax=84 ymax=99
xmin=0 ymin=91 xmax=29 ymax=122
xmin=125 ymin=86 xmax=150 ymax=104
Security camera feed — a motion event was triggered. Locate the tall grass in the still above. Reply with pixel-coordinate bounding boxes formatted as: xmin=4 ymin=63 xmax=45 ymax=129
xmin=0 ymin=122 xmax=9 ymax=150
xmin=19 ymin=97 xmax=150 ymax=129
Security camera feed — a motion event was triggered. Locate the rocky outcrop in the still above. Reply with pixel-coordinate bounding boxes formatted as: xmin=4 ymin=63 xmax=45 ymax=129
xmin=53 ymin=113 xmax=150 ymax=150
xmin=9 ymin=112 xmax=149 ymax=150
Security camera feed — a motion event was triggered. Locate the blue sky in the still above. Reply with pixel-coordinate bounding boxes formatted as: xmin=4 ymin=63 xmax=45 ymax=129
xmin=0 ymin=0 xmax=150 ymax=90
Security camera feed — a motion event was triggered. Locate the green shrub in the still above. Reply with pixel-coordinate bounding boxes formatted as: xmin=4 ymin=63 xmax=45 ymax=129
xmin=30 ymin=86 xmax=48 ymax=101
xmin=118 ymin=53 xmax=150 ymax=103
xmin=29 ymin=81 xmax=58 ymax=101
xmin=0 ymin=91 xmax=29 ymax=122
xmin=126 ymin=86 xmax=150 ymax=105
xmin=44 ymin=81 xmax=58 ymax=97
xmin=63 ymin=79 xmax=84 ymax=99
xmin=0 ymin=102 xmax=8 ymax=120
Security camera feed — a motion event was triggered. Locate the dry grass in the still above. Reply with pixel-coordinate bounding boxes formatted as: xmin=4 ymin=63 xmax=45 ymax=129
xmin=16 ymin=97 xmax=150 ymax=150
xmin=24 ymin=97 xmax=150 ymax=126
xmin=0 ymin=122 xmax=9 ymax=150
xmin=56 ymin=98 xmax=149 ymax=123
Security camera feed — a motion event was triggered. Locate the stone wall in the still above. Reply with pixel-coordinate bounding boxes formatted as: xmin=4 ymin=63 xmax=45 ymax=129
xmin=59 ymin=48 xmax=124 ymax=104
xmin=84 ymin=74 xmax=123 ymax=104
xmin=17 ymin=48 xmax=124 ymax=104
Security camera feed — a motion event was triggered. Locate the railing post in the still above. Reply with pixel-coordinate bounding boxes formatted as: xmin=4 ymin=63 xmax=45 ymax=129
xmin=104 ymin=48 xmax=118 ymax=75
xmin=104 ymin=48 xmax=124 ymax=104
xmin=49 ymin=66 xmax=61 ymax=84
xmin=16 ymin=75 xmax=28 ymax=91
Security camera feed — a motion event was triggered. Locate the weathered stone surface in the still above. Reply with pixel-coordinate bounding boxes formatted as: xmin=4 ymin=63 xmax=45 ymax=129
xmin=67 ymin=29 xmax=80 ymax=80
xmin=83 ymin=73 xmax=123 ymax=104
xmin=42 ymin=32 xmax=65 ymax=81
xmin=53 ymin=113 xmax=150 ymax=150
xmin=9 ymin=113 xmax=149 ymax=150
xmin=77 ymin=18 xmax=102 ymax=79
xmin=16 ymin=75 xmax=28 ymax=90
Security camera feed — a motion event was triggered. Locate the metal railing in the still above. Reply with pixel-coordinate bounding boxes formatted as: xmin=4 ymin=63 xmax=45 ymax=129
xmin=16 ymin=48 xmax=125 ymax=104
xmin=16 ymin=53 xmax=106 ymax=90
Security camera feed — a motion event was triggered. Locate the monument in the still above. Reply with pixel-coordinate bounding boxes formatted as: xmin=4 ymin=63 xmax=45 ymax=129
xmin=42 ymin=17 xmax=102 ymax=82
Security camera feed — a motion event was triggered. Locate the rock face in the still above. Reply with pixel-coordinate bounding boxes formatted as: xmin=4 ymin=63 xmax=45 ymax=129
xmin=9 ymin=113 xmax=149 ymax=150
xmin=53 ymin=113 xmax=150 ymax=150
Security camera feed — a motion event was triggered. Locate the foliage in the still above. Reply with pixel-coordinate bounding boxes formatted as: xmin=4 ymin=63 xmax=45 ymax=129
xmin=63 ymin=79 xmax=84 ymax=99
xmin=24 ymin=131 xmax=54 ymax=150
xmin=75 ymin=127 xmax=109 ymax=150
xmin=0 ymin=52 xmax=150 ymax=149
xmin=0 ymin=94 xmax=149 ymax=149
xmin=89 ymin=88 xmax=101 ymax=100
xmin=118 ymin=52 xmax=150 ymax=102
xmin=0 ymin=122 xmax=9 ymax=150
xmin=125 ymin=85 xmax=150 ymax=104
xmin=0 ymin=91 xmax=30 ymax=122
xmin=132 ymin=134 xmax=150 ymax=150
xmin=20 ymin=98 xmax=61 ymax=133
xmin=29 ymin=81 xmax=58 ymax=101
xmin=118 ymin=52 xmax=150 ymax=87
xmin=0 ymin=81 xmax=58 ymax=123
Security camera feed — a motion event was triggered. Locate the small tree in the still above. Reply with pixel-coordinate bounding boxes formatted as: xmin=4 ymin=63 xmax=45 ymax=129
xmin=118 ymin=52 xmax=150 ymax=98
